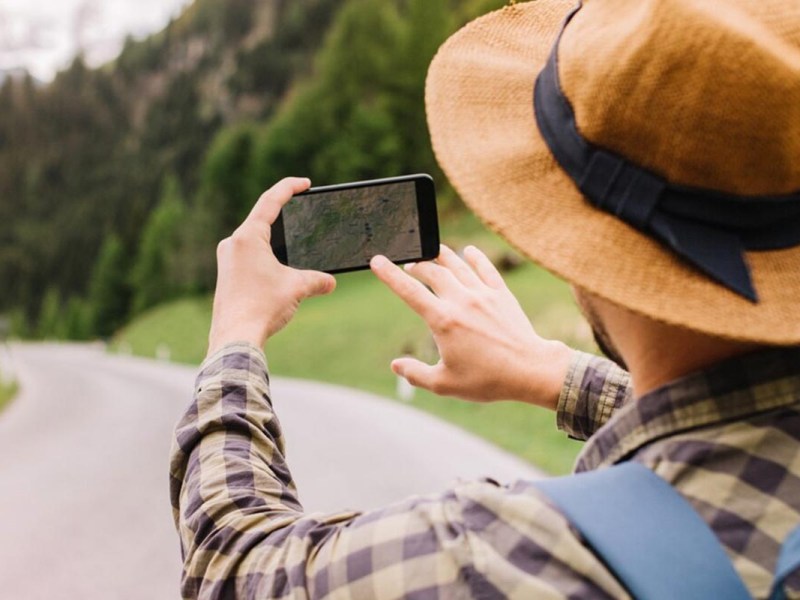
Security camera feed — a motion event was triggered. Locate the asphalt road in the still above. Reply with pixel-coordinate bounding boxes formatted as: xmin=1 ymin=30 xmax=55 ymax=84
xmin=0 ymin=344 xmax=542 ymax=599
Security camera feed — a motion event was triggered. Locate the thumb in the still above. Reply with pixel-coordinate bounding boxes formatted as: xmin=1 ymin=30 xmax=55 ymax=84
xmin=391 ymin=357 xmax=442 ymax=391
xmin=299 ymin=270 xmax=337 ymax=299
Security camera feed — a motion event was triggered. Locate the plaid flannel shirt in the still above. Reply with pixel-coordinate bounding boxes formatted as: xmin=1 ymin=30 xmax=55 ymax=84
xmin=170 ymin=344 xmax=800 ymax=599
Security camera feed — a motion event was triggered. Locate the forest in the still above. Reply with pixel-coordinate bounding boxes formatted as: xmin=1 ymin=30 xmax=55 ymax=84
xmin=0 ymin=0 xmax=506 ymax=340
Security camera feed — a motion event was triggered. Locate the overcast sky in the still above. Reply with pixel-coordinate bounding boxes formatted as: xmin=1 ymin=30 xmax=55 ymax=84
xmin=0 ymin=0 xmax=192 ymax=81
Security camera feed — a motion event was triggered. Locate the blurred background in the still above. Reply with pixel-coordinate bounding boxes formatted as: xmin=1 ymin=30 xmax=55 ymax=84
xmin=0 ymin=0 xmax=597 ymax=481
xmin=0 ymin=1 xmax=605 ymax=595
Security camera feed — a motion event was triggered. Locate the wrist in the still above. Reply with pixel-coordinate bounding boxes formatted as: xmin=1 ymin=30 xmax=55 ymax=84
xmin=519 ymin=341 xmax=574 ymax=411
xmin=207 ymin=325 xmax=266 ymax=359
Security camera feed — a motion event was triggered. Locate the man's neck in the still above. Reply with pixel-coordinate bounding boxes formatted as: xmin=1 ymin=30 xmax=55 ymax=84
xmin=584 ymin=295 xmax=763 ymax=398
xmin=626 ymin=325 xmax=762 ymax=397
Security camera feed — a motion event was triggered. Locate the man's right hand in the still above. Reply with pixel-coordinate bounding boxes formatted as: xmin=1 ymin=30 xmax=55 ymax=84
xmin=206 ymin=178 xmax=336 ymax=358
xmin=370 ymin=245 xmax=573 ymax=410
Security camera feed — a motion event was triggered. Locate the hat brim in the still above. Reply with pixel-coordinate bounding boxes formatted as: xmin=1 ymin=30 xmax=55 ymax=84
xmin=425 ymin=0 xmax=800 ymax=344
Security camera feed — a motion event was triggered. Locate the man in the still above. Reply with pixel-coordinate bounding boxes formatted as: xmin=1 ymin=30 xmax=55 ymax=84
xmin=170 ymin=0 xmax=800 ymax=597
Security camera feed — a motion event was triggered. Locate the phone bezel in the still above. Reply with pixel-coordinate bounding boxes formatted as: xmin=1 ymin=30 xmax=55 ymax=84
xmin=271 ymin=174 xmax=439 ymax=274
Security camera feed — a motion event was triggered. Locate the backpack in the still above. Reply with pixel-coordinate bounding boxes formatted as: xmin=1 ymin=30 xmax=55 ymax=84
xmin=533 ymin=463 xmax=800 ymax=600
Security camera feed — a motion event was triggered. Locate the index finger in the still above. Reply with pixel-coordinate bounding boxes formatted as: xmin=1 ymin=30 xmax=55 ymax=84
xmin=245 ymin=177 xmax=312 ymax=229
xmin=436 ymin=244 xmax=482 ymax=288
xmin=371 ymin=255 xmax=443 ymax=321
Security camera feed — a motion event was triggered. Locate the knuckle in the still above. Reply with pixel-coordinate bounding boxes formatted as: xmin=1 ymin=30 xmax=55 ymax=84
xmin=400 ymin=278 xmax=424 ymax=301
xmin=410 ymin=262 xmax=432 ymax=280
xmin=229 ymin=228 xmax=252 ymax=248
xmin=404 ymin=372 xmax=422 ymax=388
xmin=298 ymin=273 xmax=316 ymax=295
xmin=477 ymin=287 xmax=499 ymax=306
xmin=464 ymin=292 xmax=483 ymax=311
xmin=274 ymin=178 xmax=295 ymax=196
xmin=416 ymin=261 xmax=433 ymax=273
xmin=434 ymin=312 xmax=457 ymax=333
xmin=216 ymin=238 xmax=231 ymax=257
xmin=429 ymin=375 xmax=451 ymax=396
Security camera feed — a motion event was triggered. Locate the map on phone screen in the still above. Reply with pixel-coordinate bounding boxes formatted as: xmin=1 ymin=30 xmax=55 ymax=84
xmin=282 ymin=180 xmax=423 ymax=272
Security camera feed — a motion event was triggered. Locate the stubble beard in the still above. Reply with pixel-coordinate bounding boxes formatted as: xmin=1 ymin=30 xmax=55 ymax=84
xmin=573 ymin=290 xmax=629 ymax=372
xmin=591 ymin=325 xmax=629 ymax=372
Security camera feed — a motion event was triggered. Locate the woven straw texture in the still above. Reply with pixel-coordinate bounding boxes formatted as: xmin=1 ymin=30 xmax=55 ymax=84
xmin=425 ymin=0 xmax=800 ymax=344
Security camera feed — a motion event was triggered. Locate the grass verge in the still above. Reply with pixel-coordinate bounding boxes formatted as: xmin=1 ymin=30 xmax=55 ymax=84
xmin=0 ymin=377 xmax=18 ymax=414
xmin=114 ymin=215 xmax=596 ymax=474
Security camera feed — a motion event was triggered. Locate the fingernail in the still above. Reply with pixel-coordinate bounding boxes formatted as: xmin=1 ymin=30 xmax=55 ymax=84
xmin=404 ymin=263 xmax=416 ymax=272
xmin=371 ymin=255 xmax=388 ymax=268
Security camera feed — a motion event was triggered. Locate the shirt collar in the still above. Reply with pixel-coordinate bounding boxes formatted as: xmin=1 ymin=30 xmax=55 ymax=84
xmin=575 ymin=347 xmax=800 ymax=472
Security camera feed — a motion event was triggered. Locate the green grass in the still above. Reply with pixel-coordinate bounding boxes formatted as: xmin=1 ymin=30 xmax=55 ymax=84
xmin=0 ymin=377 xmax=18 ymax=414
xmin=114 ymin=215 xmax=595 ymax=474
xmin=113 ymin=295 xmax=214 ymax=363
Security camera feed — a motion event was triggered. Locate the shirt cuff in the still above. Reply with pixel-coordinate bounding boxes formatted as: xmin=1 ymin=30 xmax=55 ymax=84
xmin=194 ymin=342 xmax=269 ymax=394
xmin=203 ymin=340 xmax=265 ymax=366
xmin=556 ymin=351 xmax=632 ymax=441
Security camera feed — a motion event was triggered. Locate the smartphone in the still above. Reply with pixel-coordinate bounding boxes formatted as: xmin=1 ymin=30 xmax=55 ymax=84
xmin=271 ymin=174 xmax=440 ymax=274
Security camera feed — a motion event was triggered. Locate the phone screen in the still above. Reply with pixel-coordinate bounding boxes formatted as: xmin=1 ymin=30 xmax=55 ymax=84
xmin=280 ymin=180 xmax=425 ymax=272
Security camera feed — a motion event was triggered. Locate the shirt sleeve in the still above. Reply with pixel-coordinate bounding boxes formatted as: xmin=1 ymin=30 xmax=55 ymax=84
xmin=169 ymin=344 xmax=628 ymax=600
xmin=556 ymin=351 xmax=633 ymax=441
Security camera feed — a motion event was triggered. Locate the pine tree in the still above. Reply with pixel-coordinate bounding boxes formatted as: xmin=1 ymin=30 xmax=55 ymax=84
xmin=130 ymin=176 xmax=188 ymax=315
xmin=37 ymin=287 xmax=64 ymax=340
xmin=64 ymin=297 xmax=92 ymax=341
xmin=202 ymin=124 xmax=258 ymax=232
xmin=88 ymin=234 xmax=130 ymax=338
xmin=390 ymin=0 xmax=454 ymax=180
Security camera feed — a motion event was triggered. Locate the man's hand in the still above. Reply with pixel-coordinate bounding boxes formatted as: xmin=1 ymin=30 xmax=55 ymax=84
xmin=371 ymin=245 xmax=572 ymax=410
xmin=207 ymin=178 xmax=336 ymax=357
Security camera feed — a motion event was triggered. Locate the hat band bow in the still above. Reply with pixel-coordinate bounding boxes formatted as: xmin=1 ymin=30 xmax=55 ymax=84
xmin=533 ymin=3 xmax=800 ymax=302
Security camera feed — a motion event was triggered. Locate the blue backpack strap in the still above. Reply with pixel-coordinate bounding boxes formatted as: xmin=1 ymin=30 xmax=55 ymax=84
xmin=533 ymin=462 xmax=752 ymax=600
xmin=770 ymin=525 xmax=800 ymax=600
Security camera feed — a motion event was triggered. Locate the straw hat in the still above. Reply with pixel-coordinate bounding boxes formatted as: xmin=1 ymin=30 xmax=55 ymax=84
xmin=425 ymin=0 xmax=800 ymax=344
